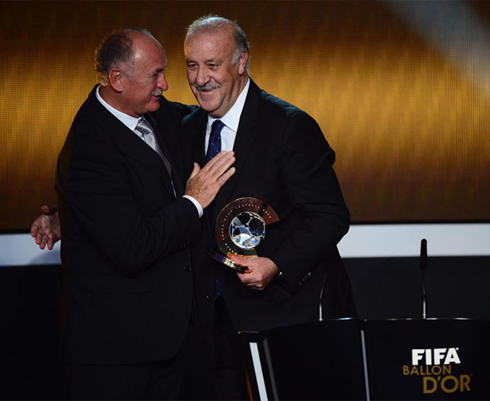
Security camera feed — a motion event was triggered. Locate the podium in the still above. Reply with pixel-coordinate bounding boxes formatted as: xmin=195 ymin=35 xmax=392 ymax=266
xmin=239 ymin=319 xmax=367 ymax=400
xmin=239 ymin=319 xmax=490 ymax=400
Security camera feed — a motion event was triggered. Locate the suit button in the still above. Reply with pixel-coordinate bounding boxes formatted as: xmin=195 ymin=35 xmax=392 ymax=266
xmin=184 ymin=264 xmax=192 ymax=272
xmin=205 ymin=294 xmax=211 ymax=301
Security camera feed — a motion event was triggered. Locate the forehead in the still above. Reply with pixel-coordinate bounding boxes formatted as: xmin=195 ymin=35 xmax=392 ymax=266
xmin=133 ymin=35 xmax=167 ymax=69
xmin=185 ymin=29 xmax=235 ymax=59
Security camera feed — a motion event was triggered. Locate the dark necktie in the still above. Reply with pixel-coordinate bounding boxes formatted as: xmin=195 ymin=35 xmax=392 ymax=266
xmin=206 ymin=120 xmax=224 ymax=162
xmin=205 ymin=120 xmax=225 ymax=297
xmin=205 ymin=120 xmax=224 ymax=221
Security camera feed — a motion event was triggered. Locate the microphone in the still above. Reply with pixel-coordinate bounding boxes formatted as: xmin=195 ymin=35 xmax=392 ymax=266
xmin=420 ymin=239 xmax=428 ymax=319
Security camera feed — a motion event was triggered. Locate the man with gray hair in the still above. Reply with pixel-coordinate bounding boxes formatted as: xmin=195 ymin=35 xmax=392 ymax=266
xmin=31 ymin=18 xmax=355 ymax=400
xmin=53 ymin=27 xmax=235 ymax=400
xmin=180 ymin=15 xmax=356 ymax=400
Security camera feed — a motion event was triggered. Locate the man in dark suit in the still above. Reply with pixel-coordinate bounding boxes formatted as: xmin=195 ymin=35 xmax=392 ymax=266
xmin=31 ymin=19 xmax=356 ymax=400
xmin=54 ymin=27 xmax=235 ymax=400
xmin=180 ymin=16 xmax=356 ymax=399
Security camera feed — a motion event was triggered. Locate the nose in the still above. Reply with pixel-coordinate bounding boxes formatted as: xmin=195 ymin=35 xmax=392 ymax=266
xmin=158 ymin=71 xmax=169 ymax=91
xmin=195 ymin=66 xmax=208 ymax=87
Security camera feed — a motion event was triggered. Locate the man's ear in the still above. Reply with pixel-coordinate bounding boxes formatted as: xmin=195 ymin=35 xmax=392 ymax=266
xmin=238 ymin=50 xmax=248 ymax=75
xmin=108 ymin=68 xmax=124 ymax=93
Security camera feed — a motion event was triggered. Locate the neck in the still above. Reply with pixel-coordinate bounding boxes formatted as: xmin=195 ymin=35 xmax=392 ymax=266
xmin=99 ymin=85 xmax=139 ymax=117
xmin=212 ymin=75 xmax=249 ymax=119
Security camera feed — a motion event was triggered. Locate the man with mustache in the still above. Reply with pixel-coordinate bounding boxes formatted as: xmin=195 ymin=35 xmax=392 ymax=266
xmin=179 ymin=15 xmax=356 ymax=400
xmin=45 ymin=27 xmax=235 ymax=400
xmin=31 ymin=17 xmax=356 ymax=400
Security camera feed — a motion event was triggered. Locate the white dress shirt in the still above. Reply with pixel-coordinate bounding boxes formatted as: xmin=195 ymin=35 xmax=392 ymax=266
xmin=205 ymin=79 xmax=250 ymax=153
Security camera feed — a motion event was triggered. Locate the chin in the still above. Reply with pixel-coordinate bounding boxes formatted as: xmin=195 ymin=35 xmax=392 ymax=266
xmin=147 ymin=102 xmax=161 ymax=113
xmin=198 ymin=99 xmax=217 ymax=113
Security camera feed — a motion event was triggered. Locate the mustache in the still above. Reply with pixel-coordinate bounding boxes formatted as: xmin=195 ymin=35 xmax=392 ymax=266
xmin=151 ymin=89 xmax=163 ymax=97
xmin=193 ymin=82 xmax=221 ymax=92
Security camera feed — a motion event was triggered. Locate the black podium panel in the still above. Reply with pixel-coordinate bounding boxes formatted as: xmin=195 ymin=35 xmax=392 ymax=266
xmin=364 ymin=319 xmax=490 ymax=400
xmin=239 ymin=319 xmax=367 ymax=401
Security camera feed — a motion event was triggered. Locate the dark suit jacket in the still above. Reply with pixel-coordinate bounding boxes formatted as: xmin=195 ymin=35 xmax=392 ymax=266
xmin=180 ymin=80 xmax=356 ymax=338
xmin=56 ymin=86 xmax=198 ymax=364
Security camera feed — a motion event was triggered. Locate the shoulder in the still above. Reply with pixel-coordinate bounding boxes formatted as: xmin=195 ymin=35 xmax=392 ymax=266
xmin=247 ymin=79 xmax=308 ymax=123
xmin=69 ymin=94 xmax=105 ymax=140
xmin=159 ymin=97 xmax=196 ymax=121
xmin=262 ymin=91 xmax=303 ymax=115
xmin=70 ymin=91 xmax=115 ymax=140
xmin=257 ymin=88 xmax=317 ymax=130
xmin=61 ymin=91 xmax=122 ymax=163
xmin=253 ymin=84 xmax=331 ymax=151
xmin=181 ymin=106 xmax=207 ymax=127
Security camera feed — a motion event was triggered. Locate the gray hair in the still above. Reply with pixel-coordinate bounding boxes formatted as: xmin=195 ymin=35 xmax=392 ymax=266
xmin=186 ymin=15 xmax=250 ymax=73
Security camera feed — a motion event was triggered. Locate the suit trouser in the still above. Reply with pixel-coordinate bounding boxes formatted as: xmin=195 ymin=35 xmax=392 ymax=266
xmin=180 ymin=296 xmax=247 ymax=400
xmin=66 ymin=349 xmax=185 ymax=400
xmin=214 ymin=295 xmax=247 ymax=401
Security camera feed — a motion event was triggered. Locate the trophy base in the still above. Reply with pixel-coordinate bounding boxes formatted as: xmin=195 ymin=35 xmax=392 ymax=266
xmin=207 ymin=250 xmax=249 ymax=274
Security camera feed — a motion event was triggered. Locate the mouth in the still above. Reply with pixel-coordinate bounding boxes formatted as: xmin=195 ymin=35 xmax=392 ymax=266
xmin=151 ymin=89 xmax=163 ymax=98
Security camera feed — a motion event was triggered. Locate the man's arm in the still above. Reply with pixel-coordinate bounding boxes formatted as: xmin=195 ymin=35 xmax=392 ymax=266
xmin=31 ymin=102 xmax=200 ymax=252
xmin=235 ymin=111 xmax=349 ymax=292
xmin=269 ymin=112 xmax=349 ymax=289
xmin=30 ymin=151 xmax=235 ymax=251
xmin=58 ymin=132 xmax=235 ymax=274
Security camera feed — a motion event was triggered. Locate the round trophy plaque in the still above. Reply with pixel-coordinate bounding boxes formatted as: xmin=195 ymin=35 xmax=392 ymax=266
xmin=208 ymin=197 xmax=279 ymax=273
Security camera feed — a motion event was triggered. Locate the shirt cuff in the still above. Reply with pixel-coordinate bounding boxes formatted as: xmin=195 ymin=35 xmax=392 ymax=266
xmin=183 ymin=195 xmax=204 ymax=218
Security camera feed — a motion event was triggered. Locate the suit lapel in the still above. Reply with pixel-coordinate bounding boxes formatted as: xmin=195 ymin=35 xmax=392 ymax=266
xmin=190 ymin=111 xmax=208 ymax=167
xmin=187 ymin=111 xmax=213 ymax=232
xmin=213 ymin=80 xmax=262 ymax=214
xmin=146 ymin=111 xmax=183 ymax=196
xmin=89 ymin=91 xmax=176 ymax=199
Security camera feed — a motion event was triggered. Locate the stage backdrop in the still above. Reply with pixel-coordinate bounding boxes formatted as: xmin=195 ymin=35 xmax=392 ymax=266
xmin=1 ymin=0 xmax=489 ymax=231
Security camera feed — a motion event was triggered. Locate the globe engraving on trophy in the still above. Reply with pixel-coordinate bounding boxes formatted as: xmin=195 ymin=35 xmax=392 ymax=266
xmin=229 ymin=211 xmax=266 ymax=250
xmin=209 ymin=197 xmax=279 ymax=273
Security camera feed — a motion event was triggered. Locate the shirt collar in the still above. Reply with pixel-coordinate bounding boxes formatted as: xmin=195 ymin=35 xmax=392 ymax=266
xmin=207 ymin=78 xmax=250 ymax=132
xmin=96 ymin=85 xmax=140 ymax=131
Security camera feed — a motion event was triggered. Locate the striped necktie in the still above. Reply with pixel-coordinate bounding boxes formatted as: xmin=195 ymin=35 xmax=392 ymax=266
xmin=135 ymin=117 xmax=172 ymax=177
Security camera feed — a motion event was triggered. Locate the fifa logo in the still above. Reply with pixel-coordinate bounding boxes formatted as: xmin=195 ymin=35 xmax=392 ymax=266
xmin=403 ymin=347 xmax=471 ymax=394
xmin=412 ymin=348 xmax=461 ymax=365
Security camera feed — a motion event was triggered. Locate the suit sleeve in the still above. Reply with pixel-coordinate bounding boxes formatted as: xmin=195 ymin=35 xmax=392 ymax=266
xmin=56 ymin=116 xmax=201 ymax=275
xmin=269 ymin=111 xmax=350 ymax=291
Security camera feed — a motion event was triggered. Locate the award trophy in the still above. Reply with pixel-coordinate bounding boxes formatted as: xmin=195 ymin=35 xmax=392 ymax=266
xmin=208 ymin=197 xmax=279 ymax=273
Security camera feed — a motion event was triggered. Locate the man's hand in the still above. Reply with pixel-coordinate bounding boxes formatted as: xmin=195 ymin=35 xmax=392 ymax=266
xmin=30 ymin=204 xmax=61 ymax=250
xmin=185 ymin=150 xmax=235 ymax=209
xmin=231 ymin=255 xmax=280 ymax=291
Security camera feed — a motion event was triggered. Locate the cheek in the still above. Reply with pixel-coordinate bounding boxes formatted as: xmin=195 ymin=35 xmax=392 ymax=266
xmin=218 ymin=73 xmax=230 ymax=86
